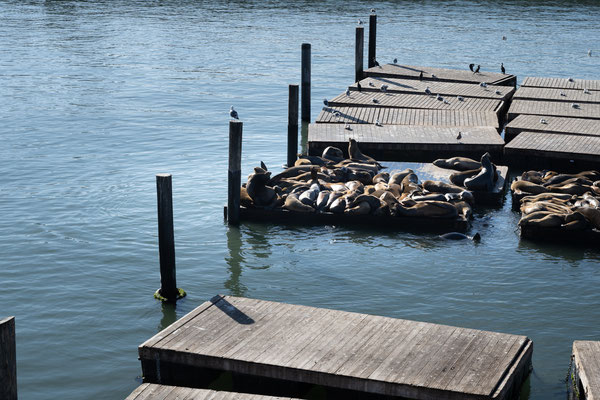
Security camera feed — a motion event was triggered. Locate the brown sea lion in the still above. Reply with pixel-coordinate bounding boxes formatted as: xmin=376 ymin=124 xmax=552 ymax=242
xmin=521 ymin=170 xmax=545 ymax=184
xmin=576 ymin=207 xmax=600 ymax=229
xmin=283 ymin=193 xmax=314 ymax=212
xmin=394 ymin=201 xmax=459 ymax=218
xmin=389 ymin=169 xmax=414 ymax=185
xmin=344 ymin=201 xmax=371 ymax=215
xmin=520 ymin=213 xmax=565 ymax=228
xmin=463 ymin=152 xmax=495 ymax=191
xmin=433 ymin=156 xmax=480 ymax=171
xmin=322 ymin=146 xmax=345 ymax=162
xmin=422 ymin=180 xmax=464 ymax=194
xmin=562 ymin=212 xmax=589 ymax=231
xmin=450 ymin=168 xmax=482 ymax=186
xmin=511 ymin=180 xmax=548 ymax=195
xmin=519 ymin=193 xmax=574 ymax=204
xmin=373 ymin=171 xmax=390 ymax=184
xmin=545 ymin=183 xmax=592 ymax=196
xmin=348 ymin=138 xmax=381 ymax=166
xmin=453 ymin=200 xmax=473 ymax=220
xmin=379 ymin=191 xmax=399 ymax=207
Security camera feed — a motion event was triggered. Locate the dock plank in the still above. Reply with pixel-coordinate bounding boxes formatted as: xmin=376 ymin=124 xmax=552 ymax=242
xmin=505 ymin=131 xmax=600 ymax=162
xmin=521 ymin=77 xmax=600 ymax=91
xmin=513 ymin=86 xmax=600 ymax=104
xmin=316 ymin=107 xmax=499 ymax=128
xmin=364 ymin=64 xmax=515 ymax=85
xmin=504 ymin=115 xmax=600 ymax=142
xmin=139 ymin=296 xmax=532 ymax=400
xmin=507 ymin=99 xmax=600 ymax=120
xmin=573 ymin=341 xmax=600 ymax=400
xmin=126 ymin=384 xmax=300 ymax=400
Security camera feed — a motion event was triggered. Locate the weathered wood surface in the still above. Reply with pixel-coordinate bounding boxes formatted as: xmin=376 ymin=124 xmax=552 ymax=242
xmin=512 ymin=86 xmax=600 ymax=104
xmin=573 ymin=341 xmax=600 ymax=400
xmin=521 ymin=77 xmax=600 ymax=91
xmin=504 ymin=115 xmax=600 ymax=142
xmin=327 ymin=91 xmax=503 ymax=112
xmin=350 ymin=77 xmax=515 ymax=100
xmin=316 ymin=107 xmax=499 ymax=128
xmin=127 ymin=384 xmax=301 ymax=400
xmin=140 ymin=295 xmax=532 ymax=400
xmin=364 ymin=64 xmax=515 ymax=85
xmin=0 ymin=316 xmax=17 ymax=400
xmin=507 ymin=99 xmax=600 ymax=120
xmin=505 ymin=132 xmax=600 ymax=162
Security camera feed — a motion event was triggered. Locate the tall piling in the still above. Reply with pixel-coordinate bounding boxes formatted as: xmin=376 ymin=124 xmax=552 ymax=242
xmin=227 ymin=120 xmax=243 ymax=225
xmin=301 ymin=43 xmax=311 ymax=124
xmin=368 ymin=13 xmax=377 ymax=68
xmin=0 ymin=316 xmax=17 ymax=400
xmin=355 ymin=26 xmax=364 ymax=82
xmin=287 ymin=84 xmax=299 ymax=167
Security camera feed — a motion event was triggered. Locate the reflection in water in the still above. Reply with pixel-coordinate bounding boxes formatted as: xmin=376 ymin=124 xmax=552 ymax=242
xmin=158 ymin=301 xmax=177 ymax=332
xmin=225 ymin=226 xmax=247 ymax=297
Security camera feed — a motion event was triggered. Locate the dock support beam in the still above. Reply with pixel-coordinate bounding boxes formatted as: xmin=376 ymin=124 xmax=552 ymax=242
xmin=0 ymin=316 xmax=17 ymax=400
xmin=368 ymin=13 xmax=377 ymax=68
xmin=155 ymin=174 xmax=185 ymax=302
xmin=355 ymin=26 xmax=364 ymax=82
xmin=228 ymin=120 xmax=243 ymax=225
xmin=287 ymin=84 xmax=299 ymax=167
xmin=301 ymin=43 xmax=311 ymax=124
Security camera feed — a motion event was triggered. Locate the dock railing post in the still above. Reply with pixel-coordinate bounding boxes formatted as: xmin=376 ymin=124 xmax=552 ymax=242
xmin=0 ymin=316 xmax=17 ymax=400
xmin=228 ymin=120 xmax=243 ymax=225
xmin=155 ymin=174 xmax=185 ymax=302
xmin=287 ymin=84 xmax=299 ymax=167
xmin=301 ymin=43 xmax=311 ymax=124
xmin=368 ymin=13 xmax=377 ymax=68
xmin=355 ymin=26 xmax=364 ymax=82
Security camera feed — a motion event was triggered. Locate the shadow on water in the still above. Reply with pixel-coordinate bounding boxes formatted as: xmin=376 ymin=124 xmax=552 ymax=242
xmin=157 ymin=301 xmax=177 ymax=332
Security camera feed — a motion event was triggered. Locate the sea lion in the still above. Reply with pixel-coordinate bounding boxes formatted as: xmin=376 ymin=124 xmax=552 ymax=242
xmin=298 ymin=183 xmax=320 ymax=206
xmin=339 ymin=162 xmax=380 ymax=175
xmin=394 ymin=201 xmax=459 ymax=218
xmin=373 ymin=204 xmax=390 ymax=217
xmin=347 ymin=169 xmax=373 ymax=185
xmin=269 ymin=165 xmax=314 ymax=184
xmin=576 ymin=206 xmax=600 ymax=229
xmin=322 ymin=146 xmax=345 ymax=162
xmin=453 ymin=200 xmax=473 ymax=220
xmin=283 ymin=193 xmax=314 ymax=212
xmin=519 ymin=193 xmax=574 ymax=204
xmin=315 ymin=191 xmax=330 ymax=211
xmin=545 ymin=183 xmax=592 ymax=196
xmin=521 ymin=170 xmax=545 ymax=184
xmin=433 ymin=156 xmax=480 ymax=171
xmin=449 ymin=168 xmax=481 ymax=186
xmin=379 ymin=191 xmax=399 ymax=207
xmin=348 ymin=138 xmax=381 ymax=166
xmin=373 ymin=171 xmax=390 ymax=184
xmin=325 ymin=191 xmax=344 ymax=210
xmin=246 ymin=167 xmax=278 ymax=207
xmin=445 ymin=190 xmax=475 ymax=205
xmin=511 ymin=180 xmax=548 ymax=195
xmin=463 ymin=152 xmax=495 ymax=191
xmin=422 ymin=180 xmax=464 ymax=194
xmin=520 ymin=201 xmax=571 ymax=216
xmin=240 ymin=186 xmax=254 ymax=208
xmin=389 ymin=169 xmax=414 ymax=185
xmin=344 ymin=201 xmax=371 ymax=215
xmin=411 ymin=193 xmax=447 ymax=202
xmin=562 ymin=212 xmax=589 ymax=230
xmin=328 ymin=196 xmax=347 ymax=213
xmin=294 ymin=155 xmax=333 ymax=167
xmin=519 ymin=212 xmax=564 ymax=228
xmin=439 ymin=232 xmax=480 ymax=241
xmin=350 ymin=194 xmax=382 ymax=210
xmin=346 ymin=180 xmax=364 ymax=193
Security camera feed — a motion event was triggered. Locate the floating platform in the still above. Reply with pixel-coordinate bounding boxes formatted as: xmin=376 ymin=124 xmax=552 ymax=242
xmin=504 ymin=115 xmax=600 ymax=142
xmin=316 ymin=107 xmax=499 ymax=128
xmin=126 ymin=384 xmax=300 ymax=400
xmin=364 ymin=64 xmax=516 ymax=86
xmin=572 ymin=341 xmax=600 ymax=400
xmin=507 ymin=99 xmax=600 ymax=121
xmin=139 ymin=295 xmax=533 ymax=400
xmin=520 ymin=77 xmax=600 ymax=91
xmin=512 ymin=86 xmax=600 ymax=104
xmin=226 ymin=205 xmax=469 ymax=233
xmin=519 ymin=224 xmax=600 ymax=246
xmin=308 ymin=123 xmax=504 ymax=162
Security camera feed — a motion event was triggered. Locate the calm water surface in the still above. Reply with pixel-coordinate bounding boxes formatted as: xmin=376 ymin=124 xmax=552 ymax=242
xmin=1 ymin=1 xmax=599 ymax=399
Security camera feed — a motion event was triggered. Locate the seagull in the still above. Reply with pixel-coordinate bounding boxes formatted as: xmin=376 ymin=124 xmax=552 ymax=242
xmin=380 ymin=84 xmax=388 ymax=92
xmin=568 ymin=77 xmax=574 ymax=82
xmin=589 ymin=49 xmax=592 ymax=57
xmin=372 ymin=98 xmax=379 ymax=103
xmin=371 ymin=8 xmax=375 ymax=13
xmin=469 ymin=63 xmax=474 ymax=72
xmin=457 ymin=95 xmax=464 ymax=101
xmin=323 ymin=98 xmax=329 ymax=106
xmin=501 ymin=63 xmax=505 ymax=74
xmin=357 ymin=82 xmax=362 ymax=92
xmin=572 ymin=103 xmax=579 ymax=109
xmin=346 ymin=88 xmax=351 ymax=96
xmin=583 ymin=88 xmax=590 ymax=94
xmin=375 ymin=119 xmax=382 ymax=126
xmin=540 ymin=118 xmax=547 ymax=124
xmin=424 ymin=86 xmax=432 ymax=95
xmin=480 ymin=82 xmax=488 ymax=88
xmin=431 ymin=74 xmax=437 ymax=79
xmin=358 ymin=19 xmax=363 ymax=25
xmin=443 ymin=99 xmax=449 ymax=104
xmin=474 ymin=65 xmax=481 ymax=73
xmin=495 ymin=90 xmax=502 ymax=95
xmin=457 ymin=131 xmax=462 ymax=139
xmin=393 ymin=58 xmax=398 ymax=64
xmin=368 ymin=81 xmax=375 ymax=87
xmin=229 ymin=106 xmax=239 ymax=120
xmin=436 ymin=94 xmax=443 ymax=101
xmin=419 ymin=71 xmax=423 ymax=80
xmin=374 ymin=60 xmax=380 ymax=67
xmin=345 ymin=123 xmax=352 ymax=130
xmin=560 ymin=91 xmax=566 ymax=96
xmin=502 ymin=35 xmax=507 ymax=40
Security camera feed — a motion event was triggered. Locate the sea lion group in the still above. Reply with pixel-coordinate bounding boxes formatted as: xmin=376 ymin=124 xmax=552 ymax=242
xmin=511 ymin=170 xmax=600 ymax=230
xmin=240 ymin=139 xmax=475 ymax=220
xmin=433 ymin=153 xmax=499 ymax=191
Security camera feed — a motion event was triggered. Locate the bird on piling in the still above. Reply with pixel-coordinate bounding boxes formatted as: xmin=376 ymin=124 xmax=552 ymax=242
xmin=501 ymin=63 xmax=505 ymax=74
xmin=371 ymin=8 xmax=376 ymax=13
xmin=229 ymin=106 xmax=239 ymax=120
xmin=323 ymin=98 xmax=329 ymax=106
xmin=358 ymin=19 xmax=363 ymax=25
xmin=393 ymin=58 xmax=398 ymax=64
xmin=474 ymin=65 xmax=481 ymax=73
xmin=357 ymin=81 xmax=362 ymax=92
xmin=469 ymin=63 xmax=474 ymax=72
xmin=424 ymin=86 xmax=432 ymax=95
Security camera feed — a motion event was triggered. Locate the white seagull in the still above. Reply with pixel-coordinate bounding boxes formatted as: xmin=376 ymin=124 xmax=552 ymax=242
xmin=375 ymin=119 xmax=382 ymax=126
xmin=424 ymin=86 xmax=432 ymax=95
xmin=229 ymin=106 xmax=239 ymax=120
xmin=583 ymin=88 xmax=590 ymax=94
xmin=540 ymin=118 xmax=547 ymax=124
xmin=345 ymin=123 xmax=352 ymax=130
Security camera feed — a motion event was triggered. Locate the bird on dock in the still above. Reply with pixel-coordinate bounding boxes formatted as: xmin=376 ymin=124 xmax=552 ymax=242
xmin=583 ymin=88 xmax=590 ymax=94
xmin=323 ymin=98 xmax=329 ymax=106
xmin=560 ymin=90 xmax=566 ymax=96
xmin=443 ymin=99 xmax=449 ymax=104
xmin=540 ymin=118 xmax=547 ymax=124
xmin=457 ymin=95 xmax=464 ymax=101
xmin=375 ymin=119 xmax=382 ymax=126
xmin=568 ymin=77 xmax=574 ymax=82
xmin=474 ymin=65 xmax=481 ymax=73
xmin=431 ymin=74 xmax=437 ymax=79
xmin=424 ymin=86 xmax=432 ymax=95
xmin=419 ymin=71 xmax=423 ymax=80
xmin=501 ymin=63 xmax=505 ymax=74
xmin=436 ymin=94 xmax=443 ymax=101
xmin=572 ymin=103 xmax=579 ymax=109
xmin=368 ymin=81 xmax=375 ymax=87
xmin=345 ymin=123 xmax=352 ymax=130
xmin=469 ymin=63 xmax=474 ymax=72
xmin=457 ymin=131 xmax=462 ymax=139
xmin=380 ymin=84 xmax=388 ymax=92
xmin=357 ymin=81 xmax=362 ymax=92
xmin=346 ymin=88 xmax=351 ymax=96
xmin=393 ymin=58 xmax=398 ymax=64
xmin=372 ymin=98 xmax=379 ymax=103
xmin=495 ymin=89 xmax=502 ymax=95
xmin=374 ymin=60 xmax=380 ymax=67
xmin=479 ymin=82 xmax=488 ymax=88
xmin=229 ymin=106 xmax=239 ymax=120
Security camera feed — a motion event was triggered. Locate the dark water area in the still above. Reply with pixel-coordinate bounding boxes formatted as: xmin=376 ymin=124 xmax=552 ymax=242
xmin=1 ymin=1 xmax=599 ymax=399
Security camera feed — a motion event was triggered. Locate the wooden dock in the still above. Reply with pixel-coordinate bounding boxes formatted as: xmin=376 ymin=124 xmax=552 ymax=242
xmin=572 ymin=341 xmax=600 ymax=400
xmin=127 ymin=384 xmax=300 ymax=400
xmin=504 ymin=77 xmax=600 ymax=168
xmin=139 ymin=295 xmax=532 ymax=400
xmin=308 ymin=123 xmax=504 ymax=162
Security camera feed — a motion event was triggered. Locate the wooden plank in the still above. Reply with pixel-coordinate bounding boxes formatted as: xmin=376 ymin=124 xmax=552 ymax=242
xmin=513 ymin=86 xmax=600 ymax=104
xmin=573 ymin=341 xmax=600 ymax=400
xmin=505 ymin=131 xmax=600 ymax=162
xmin=316 ymin=107 xmax=499 ymax=128
xmin=350 ymin=77 xmax=514 ymax=100
xmin=126 ymin=384 xmax=301 ymax=400
xmin=364 ymin=64 xmax=515 ymax=85
xmin=507 ymin=99 xmax=600 ymax=120
xmin=521 ymin=76 xmax=600 ymax=91
xmin=139 ymin=296 xmax=532 ymax=400
xmin=505 ymin=115 xmax=600 ymax=142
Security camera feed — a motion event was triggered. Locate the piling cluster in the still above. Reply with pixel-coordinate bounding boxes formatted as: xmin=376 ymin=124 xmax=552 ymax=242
xmin=511 ymin=170 xmax=600 ymax=231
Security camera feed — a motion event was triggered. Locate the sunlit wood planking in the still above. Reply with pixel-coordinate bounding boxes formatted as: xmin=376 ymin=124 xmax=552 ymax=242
xmin=364 ymin=64 xmax=515 ymax=85
xmin=505 ymin=115 xmax=600 ymax=142
xmin=512 ymin=87 xmax=600 ymax=104
xmin=507 ymin=100 xmax=600 ymax=120
xmin=572 ymin=341 xmax=600 ymax=400
xmin=126 ymin=384 xmax=300 ymax=400
xmin=521 ymin=77 xmax=600 ymax=91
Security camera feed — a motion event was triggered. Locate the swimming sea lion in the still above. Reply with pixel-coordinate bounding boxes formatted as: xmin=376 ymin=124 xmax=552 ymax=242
xmin=433 ymin=156 xmax=480 ymax=171
xmin=439 ymin=232 xmax=480 ymax=241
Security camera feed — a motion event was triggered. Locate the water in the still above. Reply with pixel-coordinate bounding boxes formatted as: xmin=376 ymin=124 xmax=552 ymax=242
xmin=1 ymin=0 xmax=599 ymax=398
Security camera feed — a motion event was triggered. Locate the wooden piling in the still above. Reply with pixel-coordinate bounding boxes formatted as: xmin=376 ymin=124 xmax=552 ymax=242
xmin=155 ymin=174 xmax=181 ymax=302
xmin=368 ymin=13 xmax=377 ymax=68
xmin=301 ymin=43 xmax=311 ymax=123
xmin=228 ymin=120 xmax=243 ymax=225
xmin=287 ymin=85 xmax=299 ymax=167
xmin=0 ymin=316 xmax=17 ymax=400
xmin=355 ymin=26 xmax=364 ymax=82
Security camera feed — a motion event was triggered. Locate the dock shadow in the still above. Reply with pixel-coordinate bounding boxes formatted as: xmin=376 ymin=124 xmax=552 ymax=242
xmin=211 ymin=295 xmax=255 ymax=325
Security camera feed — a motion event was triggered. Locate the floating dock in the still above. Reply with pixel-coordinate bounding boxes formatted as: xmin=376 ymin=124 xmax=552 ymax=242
xmin=139 ymin=295 xmax=532 ymax=400
xmin=504 ymin=77 xmax=600 ymax=169
xmin=126 ymin=384 xmax=300 ymax=400
xmin=309 ymin=64 xmax=511 ymax=162
xmin=572 ymin=341 xmax=600 ymax=400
